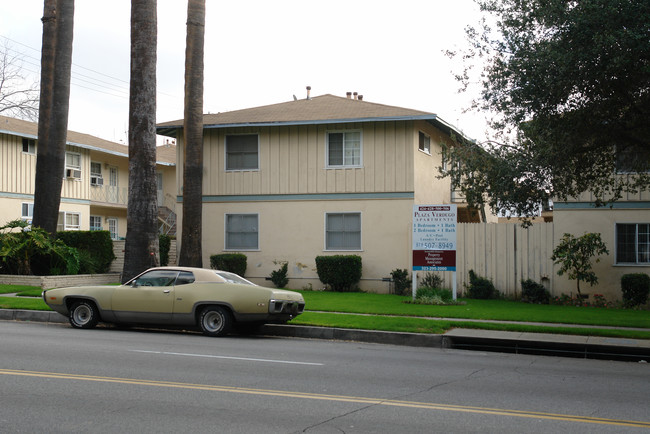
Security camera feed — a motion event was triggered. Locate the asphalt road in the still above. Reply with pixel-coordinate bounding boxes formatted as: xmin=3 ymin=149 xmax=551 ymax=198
xmin=1 ymin=321 xmax=649 ymax=433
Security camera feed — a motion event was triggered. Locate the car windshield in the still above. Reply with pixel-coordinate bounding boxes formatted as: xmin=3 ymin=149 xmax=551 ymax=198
xmin=214 ymin=271 xmax=255 ymax=286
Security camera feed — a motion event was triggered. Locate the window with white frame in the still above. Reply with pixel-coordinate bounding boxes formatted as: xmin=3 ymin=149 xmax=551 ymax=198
xmin=66 ymin=152 xmax=81 ymax=170
xmin=21 ymin=203 xmax=34 ymax=220
xmin=57 ymin=211 xmax=81 ymax=231
xmin=226 ymin=134 xmax=259 ymax=170
xmin=90 ymin=215 xmax=102 ymax=231
xmin=418 ymin=131 xmax=431 ymax=154
xmin=22 ymin=138 xmax=36 ymax=154
xmin=327 ymin=131 xmax=362 ymax=167
xmin=616 ymin=223 xmax=650 ymax=264
xmin=225 ymin=214 xmax=258 ymax=250
xmin=107 ymin=218 xmax=118 ymax=240
xmin=326 ymin=212 xmax=361 ymax=250
xmin=90 ymin=162 xmax=102 ymax=176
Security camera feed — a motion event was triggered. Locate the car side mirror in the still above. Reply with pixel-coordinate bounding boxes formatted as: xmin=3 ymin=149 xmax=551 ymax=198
xmin=130 ymin=280 xmax=139 ymax=288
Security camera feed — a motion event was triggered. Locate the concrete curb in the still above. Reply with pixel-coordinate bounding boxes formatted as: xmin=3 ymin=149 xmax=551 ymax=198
xmin=2 ymin=309 xmax=648 ymax=362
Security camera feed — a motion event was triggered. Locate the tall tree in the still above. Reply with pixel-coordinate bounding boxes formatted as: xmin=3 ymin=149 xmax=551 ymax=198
xmin=32 ymin=0 xmax=75 ymax=234
xmin=443 ymin=0 xmax=650 ymax=219
xmin=178 ymin=0 xmax=206 ymax=267
xmin=122 ymin=0 xmax=159 ymax=282
xmin=0 ymin=41 xmax=40 ymax=121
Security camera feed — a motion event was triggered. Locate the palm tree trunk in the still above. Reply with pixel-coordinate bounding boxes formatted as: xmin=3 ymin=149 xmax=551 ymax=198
xmin=122 ymin=0 xmax=159 ymax=283
xmin=32 ymin=0 xmax=74 ymax=234
xmin=178 ymin=0 xmax=205 ymax=267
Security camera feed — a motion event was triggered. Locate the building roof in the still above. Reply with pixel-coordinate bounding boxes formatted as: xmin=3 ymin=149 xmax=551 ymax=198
xmin=157 ymin=94 xmax=468 ymax=140
xmin=0 ymin=115 xmax=176 ymax=166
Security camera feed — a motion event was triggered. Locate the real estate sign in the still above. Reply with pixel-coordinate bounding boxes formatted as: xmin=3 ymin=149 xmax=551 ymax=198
xmin=412 ymin=205 xmax=457 ymax=271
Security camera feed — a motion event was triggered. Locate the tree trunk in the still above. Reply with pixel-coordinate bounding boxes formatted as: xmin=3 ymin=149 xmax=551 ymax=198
xmin=32 ymin=0 xmax=74 ymax=234
xmin=178 ymin=0 xmax=205 ymax=268
xmin=122 ymin=0 xmax=159 ymax=283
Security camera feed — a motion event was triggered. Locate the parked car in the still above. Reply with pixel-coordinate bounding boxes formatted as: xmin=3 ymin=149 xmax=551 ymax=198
xmin=42 ymin=266 xmax=305 ymax=337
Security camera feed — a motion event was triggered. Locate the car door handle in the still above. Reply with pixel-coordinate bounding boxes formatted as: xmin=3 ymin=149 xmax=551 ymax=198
xmin=163 ymin=289 xmax=171 ymax=294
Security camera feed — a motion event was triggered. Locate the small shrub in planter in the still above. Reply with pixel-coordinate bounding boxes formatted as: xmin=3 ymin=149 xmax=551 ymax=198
xmin=315 ymin=255 xmax=362 ymax=292
xmin=621 ymin=273 xmax=650 ymax=307
xmin=520 ymin=279 xmax=550 ymax=304
xmin=270 ymin=262 xmax=289 ymax=288
xmin=465 ymin=269 xmax=498 ymax=299
xmin=390 ymin=268 xmax=412 ymax=295
xmin=419 ymin=272 xmax=443 ymax=289
xmin=210 ymin=253 xmax=247 ymax=276
xmin=416 ymin=286 xmax=453 ymax=304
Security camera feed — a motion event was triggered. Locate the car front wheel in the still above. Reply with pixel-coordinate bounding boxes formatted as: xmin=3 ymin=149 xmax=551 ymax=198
xmin=199 ymin=306 xmax=232 ymax=337
xmin=69 ymin=301 xmax=99 ymax=329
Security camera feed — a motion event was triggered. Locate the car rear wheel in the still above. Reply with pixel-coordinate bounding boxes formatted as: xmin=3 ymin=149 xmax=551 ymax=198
xmin=199 ymin=306 xmax=232 ymax=337
xmin=69 ymin=301 xmax=99 ymax=329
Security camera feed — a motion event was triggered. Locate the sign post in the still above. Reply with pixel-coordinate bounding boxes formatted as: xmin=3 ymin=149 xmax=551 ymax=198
xmin=412 ymin=205 xmax=457 ymax=300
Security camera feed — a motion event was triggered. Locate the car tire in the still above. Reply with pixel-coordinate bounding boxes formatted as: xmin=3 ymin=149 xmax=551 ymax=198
xmin=69 ymin=300 xmax=99 ymax=329
xmin=199 ymin=306 xmax=232 ymax=337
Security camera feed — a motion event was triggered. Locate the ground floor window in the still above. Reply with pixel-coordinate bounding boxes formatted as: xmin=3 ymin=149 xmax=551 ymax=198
xmin=616 ymin=223 xmax=650 ymax=264
xmin=57 ymin=212 xmax=81 ymax=231
xmin=107 ymin=218 xmax=118 ymax=240
xmin=21 ymin=202 xmax=34 ymax=221
xmin=225 ymin=214 xmax=258 ymax=250
xmin=90 ymin=215 xmax=102 ymax=231
xmin=326 ymin=212 xmax=361 ymax=250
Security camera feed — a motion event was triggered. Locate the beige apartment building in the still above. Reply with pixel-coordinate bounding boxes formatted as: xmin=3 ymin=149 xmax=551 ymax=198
xmin=158 ymin=93 xmax=491 ymax=291
xmin=0 ymin=115 xmax=177 ymax=240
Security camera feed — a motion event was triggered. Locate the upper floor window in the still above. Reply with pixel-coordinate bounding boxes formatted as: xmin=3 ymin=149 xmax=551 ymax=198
xmin=616 ymin=223 xmax=649 ymax=264
xmin=225 ymin=213 xmax=259 ymax=250
xmin=418 ymin=131 xmax=431 ymax=154
xmin=226 ymin=134 xmax=259 ymax=171
xmin=65 ymin=152 xmax=82 ymax=179
xmin=90 ymin=162 xmax=102 ymax=176
xmin=22 ymin=138 xmax=36 ymax=154
xmin=325 ymin=212 xmax=361 ymax=250
xmin=327 ymin=131 xmax=361 ymax=167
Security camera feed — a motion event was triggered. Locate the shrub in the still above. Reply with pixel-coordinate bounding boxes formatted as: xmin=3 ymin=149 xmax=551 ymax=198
xmin=315 ymin=255 xmax=362 ymax=292
xmin=416 ymin=286 xmax=453 ymax=303
xmin=621 ymin=273 xmax=650 ymax=307
xmin=56 ymin=230 xmax=115 ymax=273
xmin=465 ymin=269 xmax=498 ymax=299
xmin=520 ymin=279 xmax=550 ymax=304
xmin=551 ymin=232 xmax=609 ymax=298
xmin=159 ymin=234 xmax=171 ymax=266
xmin=210 ymin=253 xmax=247 ymax=276
xmin=270 ymin=262 xmax=289 ymax=288
xmin=419 ymin=272 xmax=443 ymax=289
xmin=390 ymin=268 xmax=412 ymax=295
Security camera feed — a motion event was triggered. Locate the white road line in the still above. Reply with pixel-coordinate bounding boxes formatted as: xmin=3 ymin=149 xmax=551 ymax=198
xmin=130 ymin=350 xmax=324 ymax=366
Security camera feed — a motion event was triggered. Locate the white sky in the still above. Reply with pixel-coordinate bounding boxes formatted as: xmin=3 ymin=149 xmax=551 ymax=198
xmin=0 ymin=0 xmax=489 ymax=145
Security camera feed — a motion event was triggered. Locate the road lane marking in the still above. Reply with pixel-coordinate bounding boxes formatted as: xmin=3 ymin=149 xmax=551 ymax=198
xmin=130 ymin=349 xmax=324 ymax=366
xmin=1 ymin=368 xmax=649 ymax=429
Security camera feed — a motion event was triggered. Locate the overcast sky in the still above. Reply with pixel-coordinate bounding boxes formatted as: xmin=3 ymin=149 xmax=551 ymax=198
xmin=0 ymin=0 xmax=488 ymax=145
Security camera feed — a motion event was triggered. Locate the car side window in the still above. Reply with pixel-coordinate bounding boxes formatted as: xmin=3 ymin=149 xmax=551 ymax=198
xmin=175 ymin=271 xmax=195 ymax=286
xmin=133 ymin=270 xmax=179 ymax=287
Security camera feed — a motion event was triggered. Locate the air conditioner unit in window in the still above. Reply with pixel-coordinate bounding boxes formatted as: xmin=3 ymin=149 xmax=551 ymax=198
xmin=90 ymin=176 xmax=104 ymax=186
xmin=65 ymin=168 xmax=82 ymax=179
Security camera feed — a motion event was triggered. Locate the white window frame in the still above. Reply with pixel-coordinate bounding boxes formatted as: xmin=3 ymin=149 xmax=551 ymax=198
xmin=325 ymin=212 xmax=362 ymax=251
xmin=616 ymin=223 xmax=650 ymax=265
xmin=21 ymin=202 xmax=34 ymax=220
xmin=22 ymin=138 xmax=36 ymax=155
xmin=418 ymin=131 xmax=431 ymax=154
xmin=65 ymin=152 xmax=81 ymax=170
xmin=107 ymin=217 xmax=118 ymax=240
xmin=225 ymin=134 xmax=260 ymax=171
xmin=326 ymin=130 xmax=362 ymax=168
xmin=90 ymin=162 xmax=102 ymax=177
xmin=224 ymin=213 xmax=259 ymax=250
xmin=90 ymin=215 xmax=102 ymax=231
xmin=57 ymin=211 xmax=81 ymax=231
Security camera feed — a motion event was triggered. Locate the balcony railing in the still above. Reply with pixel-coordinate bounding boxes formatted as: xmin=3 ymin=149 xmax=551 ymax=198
xmin=89 ymin=185 xmax=128 ymax=206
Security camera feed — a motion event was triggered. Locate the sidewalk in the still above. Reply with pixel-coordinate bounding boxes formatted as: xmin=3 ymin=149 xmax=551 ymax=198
xmin=2 ymin=307 xmax=649 ymax=362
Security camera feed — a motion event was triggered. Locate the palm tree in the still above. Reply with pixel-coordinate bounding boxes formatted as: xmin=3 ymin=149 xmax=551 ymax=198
xmin=178 ymin=0 xmax=206 ymax=267
xmin=122 ymin=0 xmax=159 ymax=282
xmin=32 ymin=0 xmax=74 ymax=234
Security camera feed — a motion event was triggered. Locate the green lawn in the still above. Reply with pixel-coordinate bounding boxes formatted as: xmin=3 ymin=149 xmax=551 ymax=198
xmin=1 ymin=285 xmax=649 ymax=339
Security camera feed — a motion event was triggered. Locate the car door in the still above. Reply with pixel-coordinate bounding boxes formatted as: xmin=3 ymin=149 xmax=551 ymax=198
xmin=112 ymin=269 xmax=178 ymax=323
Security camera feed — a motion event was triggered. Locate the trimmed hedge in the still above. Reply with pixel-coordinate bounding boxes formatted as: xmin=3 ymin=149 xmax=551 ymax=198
xmin=56 ymin=230 xmax=115 ymax=274
xmin=315 ymin=255 xmax=362 ymax=292
xmin=621 ymin=273 xmax=650 ymax=307
xmin=210 ymin=253 xmax=247 ymax=276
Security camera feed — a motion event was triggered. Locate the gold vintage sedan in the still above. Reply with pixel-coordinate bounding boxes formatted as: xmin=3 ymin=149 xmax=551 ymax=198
xmin=42 ymin=266 xmax=305 ymax=337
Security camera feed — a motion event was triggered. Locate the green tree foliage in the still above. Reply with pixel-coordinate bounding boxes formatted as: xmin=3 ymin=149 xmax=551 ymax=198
xmin=443 ymin=0 xmax=650 ymax=219
xmin=551 ymin=233 xmax=609 ymax=298
xmin=0 ymin=220 xmax=79 ymax=275
xmin=269 ymin=262 xmax=289 ymax=288
xmin=390 ymin=268 xmax=412 ymax=296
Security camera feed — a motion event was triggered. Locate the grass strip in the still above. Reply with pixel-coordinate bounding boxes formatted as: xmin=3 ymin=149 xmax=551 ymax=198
xmin=0 ymin=285 xmax=41 ymax=295
xmin=0 ymin=296 xmax=50 ymax=311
